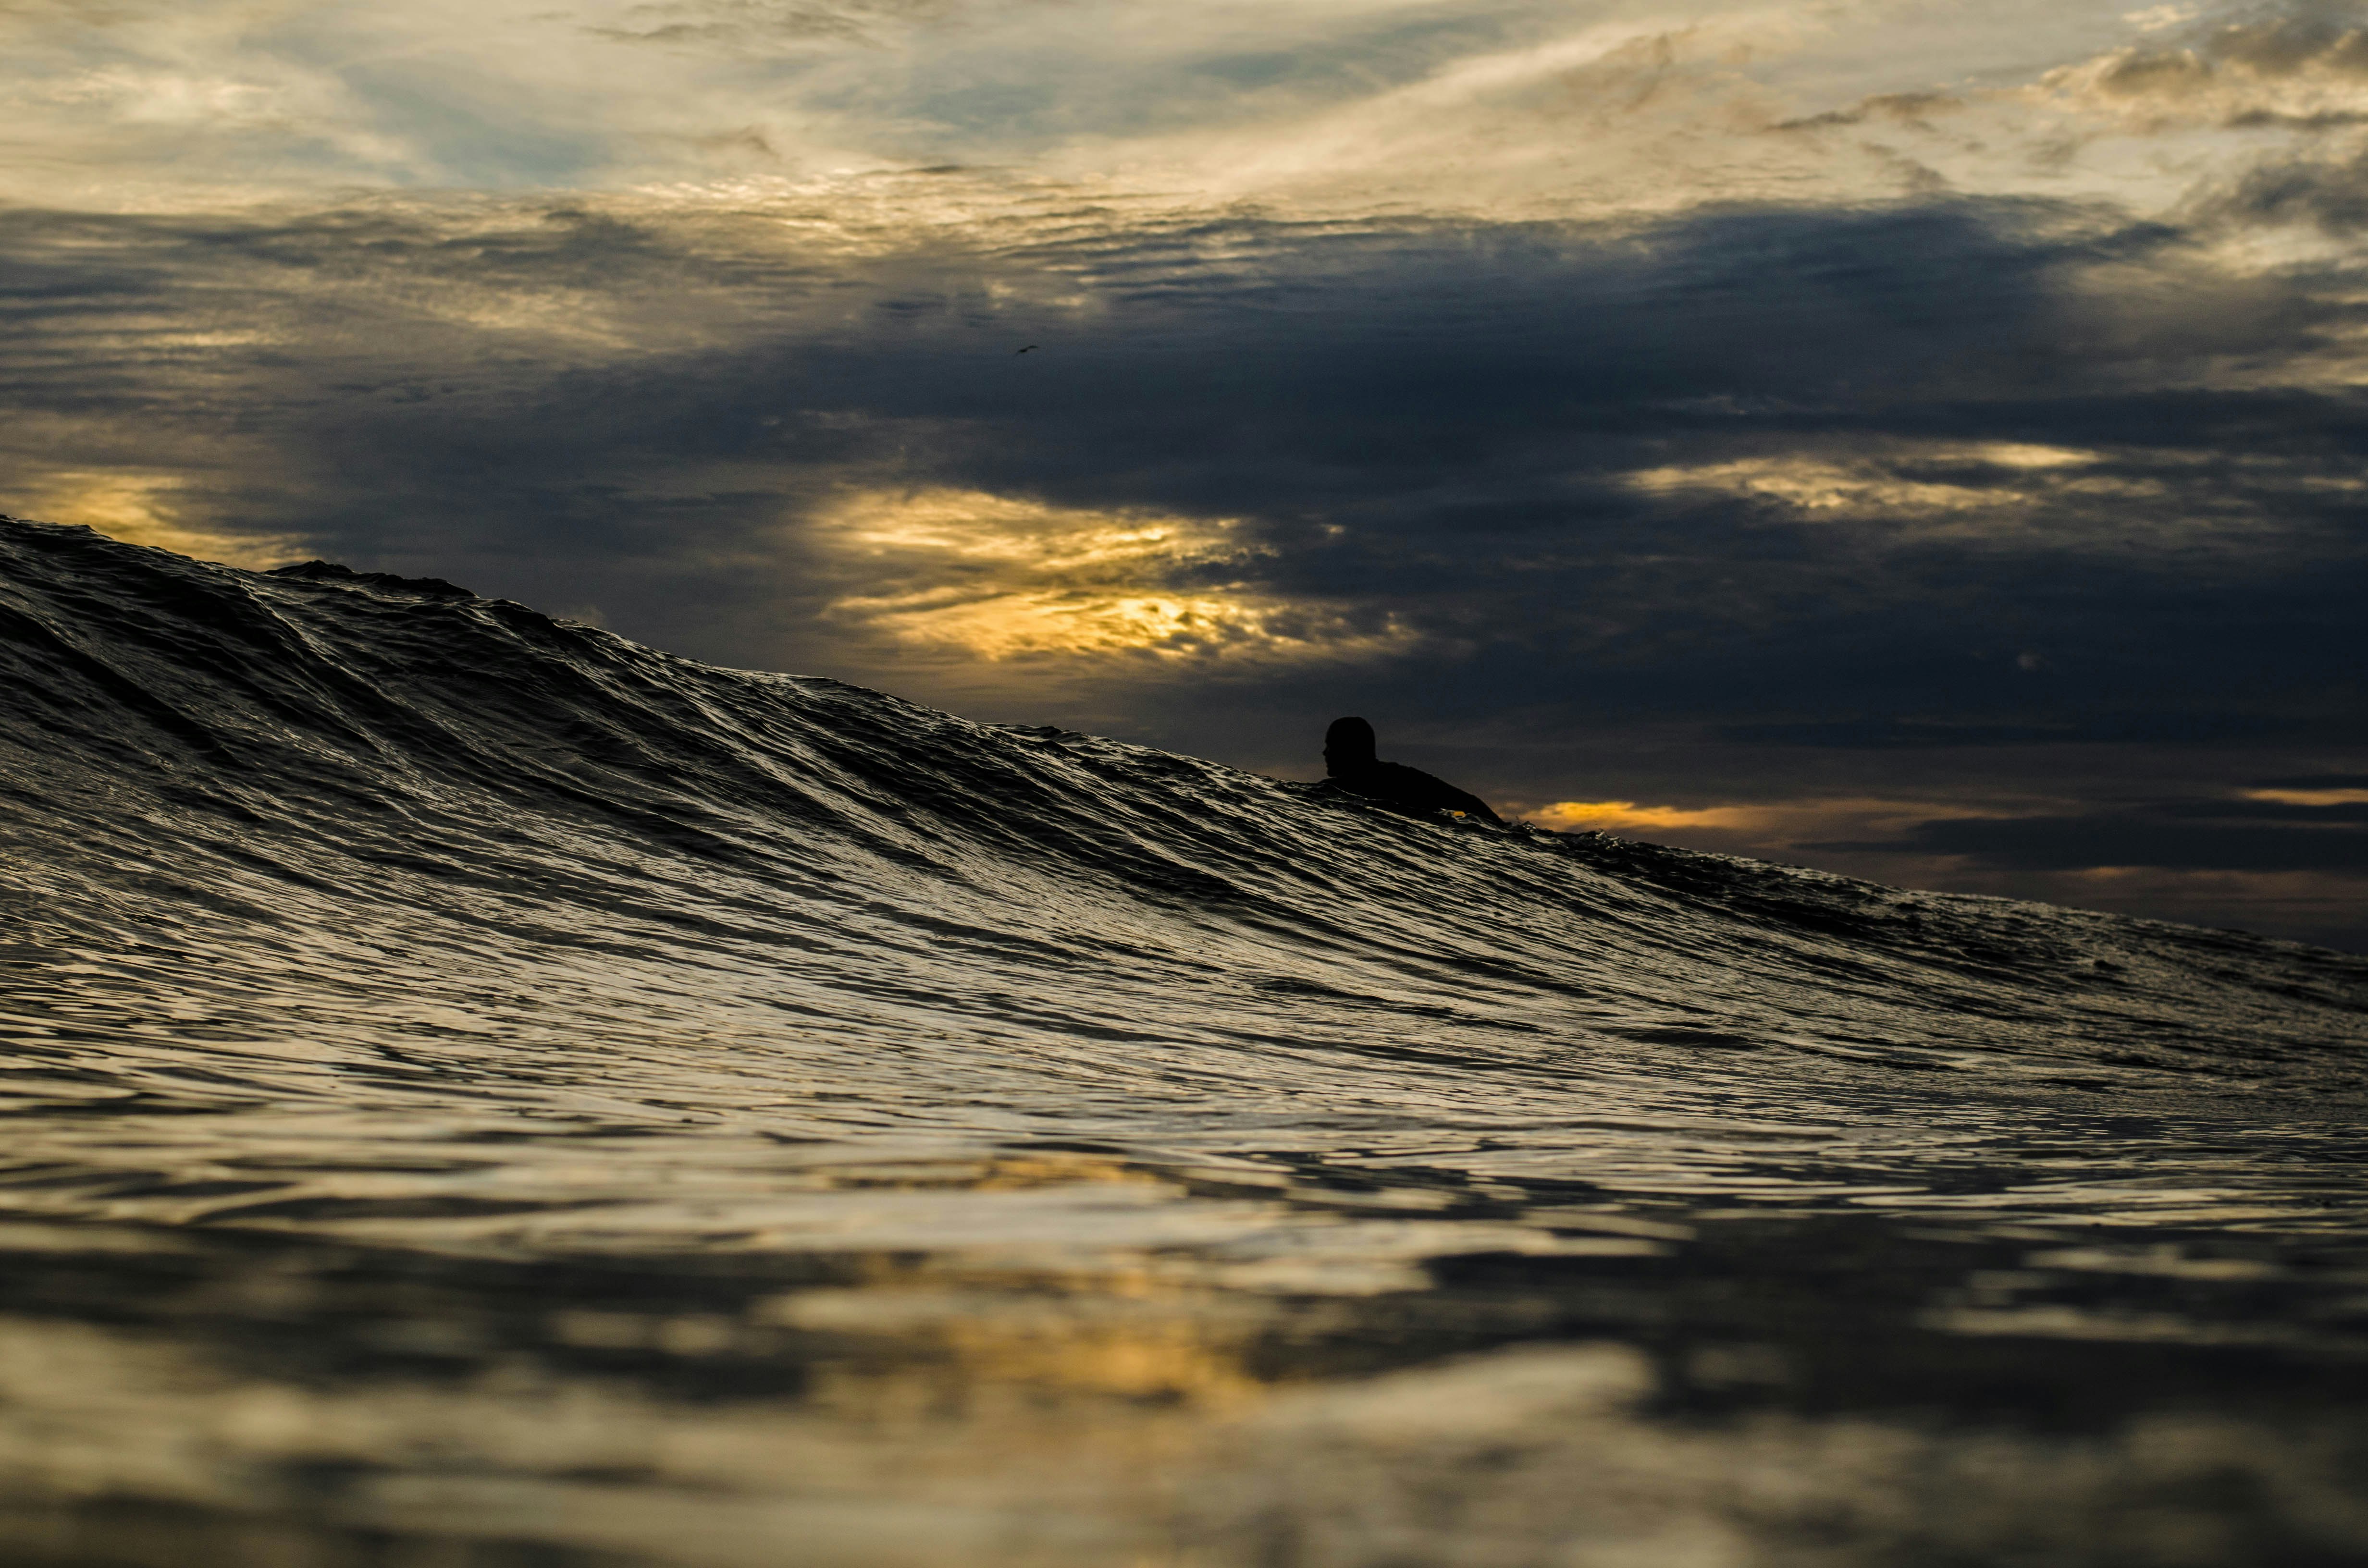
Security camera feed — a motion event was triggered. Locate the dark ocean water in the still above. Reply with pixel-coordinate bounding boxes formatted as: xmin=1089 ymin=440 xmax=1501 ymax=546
xmin=1 ymin=514 xmax=2364 ymax=1568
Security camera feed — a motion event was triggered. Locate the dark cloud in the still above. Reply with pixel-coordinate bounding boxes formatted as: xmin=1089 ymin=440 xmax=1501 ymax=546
xmin=2213 ymin=145 xmax=2368 ymax=233
xmin=1719 ymin=716 xmax=2313 ymax=749
xmin=2175 ymin=799 xmax=2368 ymax=822
xmin=1817 ymin=812 xmax=2368 ymax=874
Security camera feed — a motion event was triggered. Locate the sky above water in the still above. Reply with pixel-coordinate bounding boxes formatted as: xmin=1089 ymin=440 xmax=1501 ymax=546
xmin=3 ymin=0 xmax=2365 ymax=948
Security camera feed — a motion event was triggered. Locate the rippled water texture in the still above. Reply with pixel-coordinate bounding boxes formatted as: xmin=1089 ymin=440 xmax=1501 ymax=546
xmin=2 ymin=516 xmax=2365 ymax=1566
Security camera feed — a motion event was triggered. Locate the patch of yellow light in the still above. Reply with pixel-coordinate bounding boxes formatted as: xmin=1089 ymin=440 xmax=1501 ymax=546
xmin=1519 ymin=795 xmax=2031 ymax=841
xmin=826 ymin=486 xmax=1235 ymax=572
xmin=1525 ymin=800 xmax=1768 ymax=833
xmin=1626 ymin=445 xmax=2109 ymax=522
xmin=2242 ymin=788 xmax=2368 ymax=808
xmin=770 ymin=1287 xmax=1272 ymax=1409
xmin=12 ymin=472 xmax=303 ymax=570
xmin=1626 ymin=456 xmax=2001 ymax=515
xmin=1977 ymin=443 xmax=2097 ymax=469
xmin=818 ymin=487 xmax=1412 ymax=663
xmin=839 ymin=588 xmax=1395 ymax=661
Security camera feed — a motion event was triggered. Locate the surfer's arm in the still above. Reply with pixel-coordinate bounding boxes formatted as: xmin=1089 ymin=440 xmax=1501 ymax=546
xmin=1389 ymin=762 xmax=1501 ymax=823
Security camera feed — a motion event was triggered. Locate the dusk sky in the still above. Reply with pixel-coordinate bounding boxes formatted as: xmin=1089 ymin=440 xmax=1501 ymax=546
xmin=4 ymin=0 xmax=2365 ymax=948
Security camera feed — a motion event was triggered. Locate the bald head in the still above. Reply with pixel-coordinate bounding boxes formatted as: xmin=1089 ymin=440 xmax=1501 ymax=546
xmin=1323 ymin=716 xmax=1376 ymax=775
xmin=1318 ymin=714 xmax=1501 ymax=823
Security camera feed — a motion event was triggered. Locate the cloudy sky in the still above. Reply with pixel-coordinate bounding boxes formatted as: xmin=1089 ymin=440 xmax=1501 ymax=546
xmin=4 ymin=0 xmax=2365 ymax=948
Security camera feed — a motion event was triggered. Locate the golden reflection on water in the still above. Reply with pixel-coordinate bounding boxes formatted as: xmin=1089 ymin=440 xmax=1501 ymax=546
xmin=0 ymin=1158 xmax=2361 ymax=1567
xmin=2 ymin=1209 xmax=2363 ymax=1568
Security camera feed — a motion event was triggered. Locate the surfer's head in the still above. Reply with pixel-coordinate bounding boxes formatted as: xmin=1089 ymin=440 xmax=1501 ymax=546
xmin=1323 ymin=716 xmax=1377 ymax=775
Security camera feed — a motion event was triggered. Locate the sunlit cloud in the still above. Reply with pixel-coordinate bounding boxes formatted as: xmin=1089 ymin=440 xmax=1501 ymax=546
xmin=1098 ymin=14 xmax=1820 ymax=219
xmin=2040 ymin=12 xmax=2368 ymax=127
xmin=2241 ymin=786 xmax=2368 ymax=808
xmin=816 ymin=487 xmax=1414 ymax=662
xmin=1519 ymin=795 xmax=2011 ymax=841
xmin=7 ymin=0 xmax=2338 ymax=220
xmin=1615 ymin=438 xmax=2352 ymax=555
xmin=7 ymin=472 xmax=303 ymax=570
xmin=828 ymin=588 xmax=1405 ymax=662
xmin=1762 ymin=12 xmax=2368 ymax=228
xmin=1622 ymin=445 xmax=2125 ymax=533
xmin=1523 ymin=799 xmax=1768 ymax=833
xmin=1627 ymin=454 xmax=2014 ymax=518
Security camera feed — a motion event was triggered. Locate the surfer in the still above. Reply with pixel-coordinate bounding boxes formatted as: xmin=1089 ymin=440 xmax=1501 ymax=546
xmin=1322 ymin=717 xmax=1502 ymax=823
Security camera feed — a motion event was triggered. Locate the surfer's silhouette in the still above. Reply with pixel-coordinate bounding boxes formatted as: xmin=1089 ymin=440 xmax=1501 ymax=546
xmin=1322 ymin=717 xmax=1501 ymax=823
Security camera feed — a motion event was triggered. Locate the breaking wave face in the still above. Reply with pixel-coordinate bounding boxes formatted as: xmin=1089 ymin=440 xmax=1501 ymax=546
xmin=2 ymin=514 xmax=2366 ymax=1568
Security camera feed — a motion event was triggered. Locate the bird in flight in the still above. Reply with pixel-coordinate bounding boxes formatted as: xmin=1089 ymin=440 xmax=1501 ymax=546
xmin=1015 ymin=344 xmax=1039 ymax=355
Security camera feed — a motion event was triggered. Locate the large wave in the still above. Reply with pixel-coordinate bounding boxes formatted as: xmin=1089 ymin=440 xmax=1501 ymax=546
xmin=1 ymin=513 xmax=2360 ymax=1237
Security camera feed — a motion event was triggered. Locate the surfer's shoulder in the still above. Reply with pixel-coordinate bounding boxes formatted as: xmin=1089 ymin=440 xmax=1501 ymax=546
xmin=1330 ymin=761 xmax=1502 ymax=823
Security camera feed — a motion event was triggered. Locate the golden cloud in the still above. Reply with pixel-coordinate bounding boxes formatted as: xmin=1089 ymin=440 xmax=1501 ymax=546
xmin=1519 ymin=795 xmax=2021 ymax=842
xmin=1522 ymin=800 xmax=1768 ymax=834
xmin=11 ymin=471 xmax=304 ymax=570
xmin=1627 ymin=456 xmax=2002 ymax=516
xmin=816 ymin=487 xmax=1414 ymax=663
xmin=1624 ymin=444 xmax=2105 ymax=525
xmin=2241 ymin=787 xmax=2368 ymax=808
xmin=2041 ymin=18 xmax=2368 ymax=127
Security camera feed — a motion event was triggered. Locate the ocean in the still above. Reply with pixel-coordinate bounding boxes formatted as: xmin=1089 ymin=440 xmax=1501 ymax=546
xmin=1 ymin=514 xmax=2363 ymax=1567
